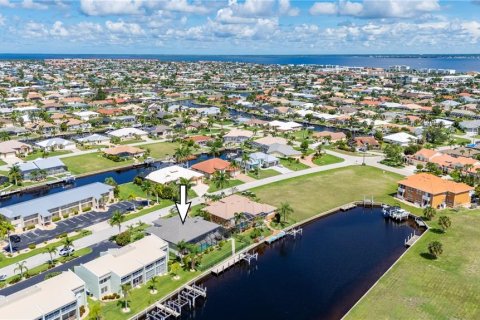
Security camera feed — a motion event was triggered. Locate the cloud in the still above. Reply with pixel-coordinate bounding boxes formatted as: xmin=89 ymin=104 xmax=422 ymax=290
xmin=22 ymin=0 xmax=48 ymax=10
xmin=0 ymin=14 xmax=5 ymax=26
xmin=279 ymin=0 xmax=300 ymax=16
xmin=80 ymin=0 xmax=145 ymax=16
xmin=163 ymin=0 xmax=209 ymax=14
xmin=105 ymin=20 xmax=145 ymax=35
xmin=310 ymin=0 xmax=440 ymax=18
xmin=0 ymin=0 xmax=14 ymax=7
xmin=461 ymin=21 xmax=480 ymax=43
xmin=50 ymin=21 xmax=69 ymax=37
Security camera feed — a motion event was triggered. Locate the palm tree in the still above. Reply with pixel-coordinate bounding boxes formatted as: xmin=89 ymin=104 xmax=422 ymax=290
xmin=141 ymin=180 xmax=152 ymax=206
xmin=148 ymin=275 xmax=158 ymax=294
xmin=241 ymin=152 xmax=250 ymax=174
xmin=179 ymin=177 xmax=194 ymax=193
xmin=0 ymin=131 xmax=10 ymax=141
xmin=62 ymin=236 xmax=74 ymax=251
xmin=423 ymin=206 xmax=436 ymax=220
xmin=45 ymin=246 xmax=57 ymax=266
xmin=234 ymin=212 xmax=246 ymax=231
xmin=438 ymin=216 xmax=451 ymax=232
xmin=428 ymin=241 xmax=443 ymax=259
xmin=211 ymin=171 xmax=231 ymax=191
xmin=109 ymin=210 xmax=125 ymax=234
xmin=279 ymin=202 xmax=294 ymax=223
xmin=121 ymin=283 xmax=132 ymax=311
xmin=14 ymin=261 xmax=28 ymax=279
xmin=8 ymin=164 xmax=22 ymax=186
xmin=176 ymin=240 xmax=188 ymax=256
xmin=0 ymin=218 xmax=15 ymax=253
xmin=127 ymin=194 xmax=136 ymax=211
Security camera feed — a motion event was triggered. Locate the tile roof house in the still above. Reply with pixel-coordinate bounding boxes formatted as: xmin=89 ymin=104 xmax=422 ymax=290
xmin=397 ymin=173 xmax=473 ymax=209
xmin=103 ymin=145 xmax=145 ymax=158
xmin=353 ymin=136 xmax=380 ymax=151
xmin=191 ymin=158 xmax=238 ymax=178
xmin=0 ymin=140 xmax=32 ymax=159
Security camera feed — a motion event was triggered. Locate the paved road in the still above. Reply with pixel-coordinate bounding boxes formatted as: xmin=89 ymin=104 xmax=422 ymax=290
xmin=5 ymin=200 xmax=145 ymax=252
xmin=0 ymin=241 xmax=118 ymax=296
xmin=0 ymin=151 xmax=413 ymax=278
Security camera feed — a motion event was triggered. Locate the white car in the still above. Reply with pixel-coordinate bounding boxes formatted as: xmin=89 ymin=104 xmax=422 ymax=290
xmin=59 ymin=247 xmax=74 ymax=257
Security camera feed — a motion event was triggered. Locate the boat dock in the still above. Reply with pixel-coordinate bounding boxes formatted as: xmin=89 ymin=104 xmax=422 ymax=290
xmin=265 ymin=230 xmax=286 ymax=244
xmin=340 ymin=203 xmax=356 ymax=211
xmin=147 ymin=284 xmax=207 ymax=320
xmin=405 ymin=233 xmax=421 ymax=247
xmin=211 ymin=251 xmax=259 ymax=275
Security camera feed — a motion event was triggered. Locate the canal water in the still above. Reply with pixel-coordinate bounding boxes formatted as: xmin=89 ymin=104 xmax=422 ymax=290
xmin=180 ymin=207 xmax=419 ymax=320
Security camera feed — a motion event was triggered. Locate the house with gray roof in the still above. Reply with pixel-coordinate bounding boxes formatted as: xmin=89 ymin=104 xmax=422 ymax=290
xmin=266 ymin=143 xmax=302 ymax=158
xmin=459 ymin=120 xmax=480 ymax=135
xmin=17 ymin=158 xmax=67 ymax=180
xmin=235 ymin=152 xmax=279 ymax=170
xmin=146 ymin=216 xmax=224 ymax=252
xmin=0 ymin=182 xmax=113 ymax=230
xmin=75 ymin=133 xmax=110 ymax=145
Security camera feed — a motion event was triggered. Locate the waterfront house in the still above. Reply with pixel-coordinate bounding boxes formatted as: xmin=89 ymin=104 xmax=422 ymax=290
xmin=75 ymin=133 xmax=110 ymax=145
xmin=0 ymin=271 xmax=87 ymax=320
xmin=383 ymin=132 xmax=418 ymax=146
xmin=0 ymin=182 xmax=114 ymax=231
xmin=74 ymin=235 xmax=168 ymax=299
xmin=191 ymin=158 xmax=238 ymax=179
xmin=35 ymin=137 xmax=76 ymax=151
xmin=223 ymin=129 xmax=254 ymax=144
xmin=204 ymin=194 xmax=277 ymax=228
xmin=188 ymin=135 xmax=213 ymax=147
xmin=18 ymin=158 xmax=67 ymax=180
xmin=312 ymin=131 xmax=347 ymax=143
xmin=145 ymin=165 xmax=204 ymax=185
xmin=252 ymin=136 xmax=288 ymax=152
xmin=397 ymin=173 xmax=473 ymax=208
xmin=147 ymin=216 xmax=224 ymax=252
xmin=353 ymin=136 xmax=380 ymax=151
xmin=235 ymin=152 xmax=279 ymax=170
xmin=103 ymin=145 xmax=145 ymax=160
xmin=0 ymin=140 xmax=32 ymax=159
xmin=266 ymin=143 xmax=302 ymax=158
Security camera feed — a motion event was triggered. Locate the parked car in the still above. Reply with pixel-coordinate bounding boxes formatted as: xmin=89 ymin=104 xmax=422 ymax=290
xmin=0 ymin=274 xmax=6 ymax=281
xmin=59 ymin=247 xmax=74 ymax=257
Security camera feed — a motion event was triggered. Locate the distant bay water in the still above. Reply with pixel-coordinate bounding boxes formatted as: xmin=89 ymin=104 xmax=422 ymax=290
xmin=0 ymin=54 xmax=479 ymax=72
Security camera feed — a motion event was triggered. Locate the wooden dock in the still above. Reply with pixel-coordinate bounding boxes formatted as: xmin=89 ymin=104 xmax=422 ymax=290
xmin=211 ymin=255 xmax=242 ymax=275
xmin=340 ymin=203 xmax=356 ymax=211
xmin=405 ymin=234 xmax=421 ymax=247
xmin=156 ymin=303 xmax=180 ymax=317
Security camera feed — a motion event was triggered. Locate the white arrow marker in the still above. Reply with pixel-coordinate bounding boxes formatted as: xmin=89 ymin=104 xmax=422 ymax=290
xmin=175 ymin=184 xmax=191 ymax=224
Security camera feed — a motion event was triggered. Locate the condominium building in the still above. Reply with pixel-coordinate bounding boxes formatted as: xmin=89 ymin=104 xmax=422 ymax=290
xmin=74 ymin=235 xmax=169 ymax=299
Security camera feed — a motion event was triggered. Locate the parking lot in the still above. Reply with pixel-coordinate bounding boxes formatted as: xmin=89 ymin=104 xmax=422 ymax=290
xmin=6 ymin=200 xmax=146 ymax=252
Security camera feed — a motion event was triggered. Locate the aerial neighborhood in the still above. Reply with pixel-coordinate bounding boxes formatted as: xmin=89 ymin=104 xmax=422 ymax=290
xmin=0 ymin=59 xmax=479 ymax=320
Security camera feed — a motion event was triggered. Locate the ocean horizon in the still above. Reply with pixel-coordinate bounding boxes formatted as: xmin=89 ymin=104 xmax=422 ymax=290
xmin=0 ymin=53 xmax=479 ymax=72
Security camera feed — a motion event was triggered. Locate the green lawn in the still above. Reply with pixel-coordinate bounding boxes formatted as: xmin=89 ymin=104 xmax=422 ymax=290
xmin=279 ymin=158 xmax=310 ymax=171
xmin=118 ymin=182 xmax=146 ymax=201
xmin=346 ymin=209 xmax=480 ymax=319
xmin=118 ymin=139 xmax=144 ymax=145
xmin=0 ymin=159 xmax=6 ymax=166
xmin=207 ymin=179 xmax=244 ymax=192
xmin=252 ymin=165 xmax=403 ymax=222
xmin=139 ymin=142 xmax=179 ymax=159
xmin=247 ymin=169 xmax=280 ymax=179
xmin=62 ymin=152 xmax=134 ymax=175
xmin=312 ymin=154 xmax=344 ymax=166
xmin=123 ymin=200 xmax=174 ymax=222
xmin=24 ymin=149 xmax=72 ymax=161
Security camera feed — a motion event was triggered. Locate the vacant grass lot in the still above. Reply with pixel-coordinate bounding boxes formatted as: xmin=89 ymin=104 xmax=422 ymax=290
xmin=346 ymin=209 xmax=480 ymax=320
xmin=62 ymin=152 xmax=134 ymax=175
xmin=139 ymin=142 xmax=179 ymax=159
xmin=279 ymin=158 xmax=310 ymax=171
xmin=252 ymin=165 xmax=402 ymax=222
xmin=247 ymin=169 xmax=280 ymax=179
xmin=312 ymin=154 xmax=344 ymax=166
xmin=118 ymin=182 xmax=146 ymax=201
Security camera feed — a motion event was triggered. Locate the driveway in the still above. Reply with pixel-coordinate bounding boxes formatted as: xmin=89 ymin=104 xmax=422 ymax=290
xmin=5 ymin=199 xmax=146 ymax=252
xmin=0 ymin=241 xmax=118 ymax=296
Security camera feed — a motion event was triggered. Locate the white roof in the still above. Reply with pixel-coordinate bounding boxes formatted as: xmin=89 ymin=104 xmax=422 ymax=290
xmin=0 ymin=271 xmax=84 ymax=319
xmin=107 ymin=127 xmax=147 ymax=137
xmin=79 ymin=236 xmax=167 ymax=278
xmin=74 ymin=111 xmax=99 ymax=117
xmin=268 ymin=120 xmax=302 ymax=131
xmin=35 ymin=137 xmax=74 ymax=148
xmin=384 ymin=132 xmax=417 ymax=143
xmin=223 ymin=129 xmax=253 ymax=138
xmin=146 ymin=165 xmax=204 ymax=184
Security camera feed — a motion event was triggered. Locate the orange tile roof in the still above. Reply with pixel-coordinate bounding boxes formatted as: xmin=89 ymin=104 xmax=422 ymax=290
xmin=399 ymin=173 xmax=473 ymax=195
xmin=188 ymin=135 xmax=213 ymax=143
xmin=104 ymin=145 xmax=144 ymax=156
xmin=191 ymin=158 xmax=233 ymax=174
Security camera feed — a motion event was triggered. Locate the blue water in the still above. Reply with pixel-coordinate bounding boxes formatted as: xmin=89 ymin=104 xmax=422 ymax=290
xmin=0 ymin=54 xmax=479 ymax=72
xmin=175 ymin=207 xmax=419 ymax=320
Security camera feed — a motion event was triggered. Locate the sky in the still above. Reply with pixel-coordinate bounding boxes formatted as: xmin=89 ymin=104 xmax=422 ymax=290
xmin=0 ymin=0 xmax=479 ymax=54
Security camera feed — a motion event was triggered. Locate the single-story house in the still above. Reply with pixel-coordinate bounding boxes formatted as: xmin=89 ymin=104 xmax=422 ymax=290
xmin=191 ymin=158 xmax=238 ymax=179
xmin=252 ymin=136 xmax=288 ymax=152
xmin=0 ymin=271 xmax=87 ymax=320
xmin=459 ymin=120 xmax=480 ymax=135
xmin=204 ymin=194 xmax=277 ymax=228
xmin=266 ymin=143 xmax=302 ymax=158
xmin=104 ymin=145 xmax=145 ymax=159
xmin=383 ymin=132 xmax=418 ymax=146
xmin=145 ymin=165 xmax=204 ymax=185
xmin=312 ymin=131 xmax=347 ymax=143
xmin=0 ymin=182 xmax=113 ymax=231
xmin=188 ymin=135 xmax=213 ymax=146
xmin=267 ymin=120 xmax=302 ymax=132
xmin=107 ymin=127 xmax=148 ymax=141
xmin=147 ymin=216 xmax=224 ymax=252
xmin=18 ymin=158 xmax=67 ymax=180
xmin=223 ymin=129 xmax=254 ymax=144
xmin=353 ymin=136 xmax=380 ymax=151
xmin=75 ymin=133 xmax=110 ymax=145
xmin=150 ymin=125 xmax=172 ymax=138
xmin=35 ymin=137 xmax=76 ymax=151
xmin=235 ymin=152 xmax=279 ymax=170
xmin=74 ymin=236 xmax=168 ymax=299
xmin=0 ymin=140 xmax=32 ymax=159
xmin=397 ymin=173 xmax=473 ymax=209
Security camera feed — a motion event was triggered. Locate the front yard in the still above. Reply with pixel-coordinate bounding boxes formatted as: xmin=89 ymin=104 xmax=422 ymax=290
xmin=312 ymin=154 xmax=344 ymax=166
xmin=279 ymin=158 xmax=310 ymax=171
xmin=23 ymin=149 xmax=72 ymax=161
xmin=247 ymin=169 xmax=280 ymax=179
xmin=207 ymin=179 xmax=244 ymax=192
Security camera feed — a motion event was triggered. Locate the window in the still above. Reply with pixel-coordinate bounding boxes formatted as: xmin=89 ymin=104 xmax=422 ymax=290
xmin=99 ymin=276 xmax=110 ymax=284
xmin=101 ymin=286 xmax=109 ymax=294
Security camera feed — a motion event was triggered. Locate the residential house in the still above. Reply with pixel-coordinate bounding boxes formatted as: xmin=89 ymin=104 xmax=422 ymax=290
xmin=353 ymin=136 xmax=380 ymax=151
xmin=252 ymin=136 xmax=288 ymax=152
xmin=312 ymin=131 xmax=347 ymax=143
xmin=74 ymin=236 xmax=168 ymax=299
xmin=397 ymin=173 xmax=473 ymax=208
xmin=0 ymin=140 xmax=32 ymax=159
xmin=107 ymin=127 xmax=148 ymax=141
xmin=188 ymin=135 xmax=213 ymax=147
xmin=145 ymin=165 xmax=204 ymax=185
xmin=223 ymin=129 xmax=254 ymax=144
xmin=103 ymin=145 xmax=145 ymax=159
xmin=383 ymin=132 xmax=418 ymax=146
xmin=75 ymin=133 xmax=110 ymax=145
xmin=191 ymin=158 xmax=238 ymax=179
xmin=266 ymin=143 xmax=301 ymax=158
xmin=18 ymin=158 xmax=67 ymax=180
xmin=235 ymin=152 xmax=279 ymax=170
xmin=35 ymin=137 xmax=76 ymax=151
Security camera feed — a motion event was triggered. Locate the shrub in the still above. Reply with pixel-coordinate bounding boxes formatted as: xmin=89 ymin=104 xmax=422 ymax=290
xmin=9 ymin=277 xmax=21 ymax=285
xmin=28 ymin=243 xmax=36 ymax=250
xmin=115 ymin=230 xmax=131 ymax=246
xmin=79 ymin=305 xmax=86 ymax=317
xmin=428 ymin=241 xmax=443 ymax=259
xmin=52 ymin=217 xmax=61 ymax=222
xmin=57 ymin=232 xmax=68 ymax=239
xmin=45 ymin=271 xmax=62 ymax=280
xmin=83 ymin=207 xmax=92 ymax=212
xmin=26 ymin=225 xmax=35 ymax=230
xmin=62 ymin=214 xmax=69 ymax=219
xmin=132 ymin=233 xmax=144 ymax=241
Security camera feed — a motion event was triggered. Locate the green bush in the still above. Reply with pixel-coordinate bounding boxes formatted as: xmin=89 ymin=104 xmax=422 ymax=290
xmin=9 ymin=277 xmax=21 ymax=284
xmin=52 ymin=217 xmax=61 ymax=222
xmin=28 ymin=243 xmax=36 ymax=250
xmin=26 ymin=225 xmax=35 ymax=230
xmin=83 ymin=207 xmax=92 ymax=212
xmin=115 ymin=230 xmax=131 ymax=246
xmin=56 ymin=232 xmax=68 ymax=239
xmin=45 ymin=271 xmax=62 ymax=280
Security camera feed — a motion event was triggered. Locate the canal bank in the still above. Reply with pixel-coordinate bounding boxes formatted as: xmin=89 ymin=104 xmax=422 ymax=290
xmin=129 ymin=203 xmax=424 ymax=320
